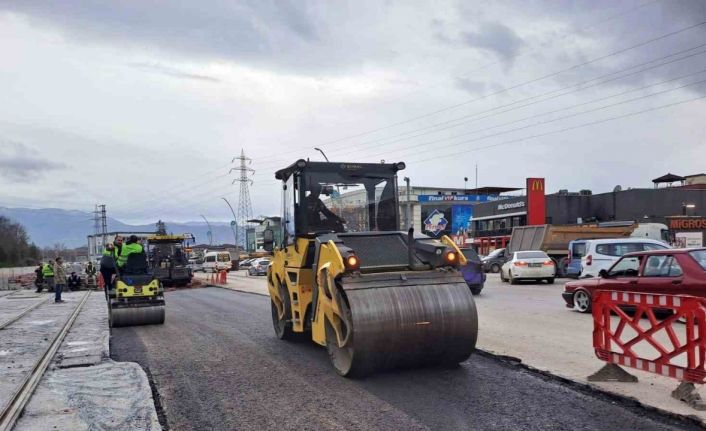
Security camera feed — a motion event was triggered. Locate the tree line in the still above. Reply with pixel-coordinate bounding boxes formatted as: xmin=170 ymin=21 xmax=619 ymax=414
xmin=0 ymin=216 xmax=41 ymax=267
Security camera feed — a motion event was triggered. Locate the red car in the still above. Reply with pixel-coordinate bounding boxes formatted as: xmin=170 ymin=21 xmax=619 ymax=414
xmin=562 ymin=248 xmax=706 ymax=313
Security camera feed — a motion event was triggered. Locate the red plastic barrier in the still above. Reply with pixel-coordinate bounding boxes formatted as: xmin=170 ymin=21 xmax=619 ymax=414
xmin=98 ymin=273 xmax=105 ymax=290
xmin=593 ymin=290 xmax=706 ymax=383
xmin=218 ymin=270 xmax=227 ymax=285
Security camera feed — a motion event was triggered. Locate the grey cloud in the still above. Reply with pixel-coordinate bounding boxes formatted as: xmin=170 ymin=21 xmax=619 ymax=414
xmin=0 ymin=140 xmax=66 ymax=182
xmin=0 ymin=155 xmax=65 ymax=182
xmin=455 ymin=78 xmax=486 ymax=95
xmin=462 ymin=22 xmax=525 ymax=66
xmin=0 ymin=0 xmax=328 ymax=72
xmin=128 ymin=62 xmax=221 ymax=82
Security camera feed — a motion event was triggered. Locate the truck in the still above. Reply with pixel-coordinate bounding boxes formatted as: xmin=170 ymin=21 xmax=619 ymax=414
xmin=506 ymin=222 xmax=669 ymax=277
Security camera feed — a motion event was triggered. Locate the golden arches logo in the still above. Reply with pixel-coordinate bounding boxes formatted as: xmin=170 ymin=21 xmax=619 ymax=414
xmin=531 ymin=179 xmax=544 ymax=191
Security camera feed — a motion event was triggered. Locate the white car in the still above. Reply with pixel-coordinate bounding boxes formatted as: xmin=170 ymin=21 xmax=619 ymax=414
xmin=500 ymin=251 xmax=556 ymax=284
xmin=580 ymin=238 xmax=669 ymax=278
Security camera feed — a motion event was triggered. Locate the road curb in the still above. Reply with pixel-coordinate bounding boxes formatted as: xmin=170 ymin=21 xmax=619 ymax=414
xmin=475 ymin=348 xmax=704 ymax=428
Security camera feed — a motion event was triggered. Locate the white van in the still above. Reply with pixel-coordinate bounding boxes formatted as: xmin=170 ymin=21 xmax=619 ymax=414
xmin=580 ymin=238 xmax=669 ymax=278
xmin=202 ymin=251 xmax=232 ymax=272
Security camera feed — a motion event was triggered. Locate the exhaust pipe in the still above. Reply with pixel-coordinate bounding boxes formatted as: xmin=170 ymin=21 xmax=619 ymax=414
xmin=408 ymin=228 xmax=415 ymax=269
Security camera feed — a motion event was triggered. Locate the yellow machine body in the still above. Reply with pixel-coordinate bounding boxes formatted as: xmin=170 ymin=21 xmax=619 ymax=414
xmin=115 ymin=278 xmax=161 ymax=298
xmin=267 ymin=159 xmax=477 ymax=377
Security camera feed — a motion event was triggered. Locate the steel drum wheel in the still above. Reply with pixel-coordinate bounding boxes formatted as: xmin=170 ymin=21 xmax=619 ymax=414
xmin=110 ymin=305 xmax=165 ymax=327
xmin=325 ymin=279 xmax=478 ymax=377
xmin=271 ymin=301 xmax=293 ymax=340
xmin=325 ymin=301 xmax=357 ymax=377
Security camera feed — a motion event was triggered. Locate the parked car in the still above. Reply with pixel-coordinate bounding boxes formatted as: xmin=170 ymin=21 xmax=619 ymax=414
xmin=563 ymin=248 xmax=706 ymax=313
xmin=248 ymin=258 xmax=271 ymax=276
xmin=580 ymin=238 xmax=669 ymax=278
xmin=202 ymin=251 xmax=232 ymax=272
xmin=500 ymin=251 xmax=556 ymax=284
xmin=460 ymin=248 xmax=486 ymax=295
xmin=239 ymin=258 xmax=255 ymax=268
xmin=565 ymin=239 xmax=588 ymax=279
xmin=481 ymin=248 xmax=509 ymax=273
xmin=187 ymin=259 xmax=203 ymax=273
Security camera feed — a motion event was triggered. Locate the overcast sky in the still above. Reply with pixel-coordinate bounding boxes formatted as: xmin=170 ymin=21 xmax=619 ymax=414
xmin=1 ymin=0 xmax=705 ymax=224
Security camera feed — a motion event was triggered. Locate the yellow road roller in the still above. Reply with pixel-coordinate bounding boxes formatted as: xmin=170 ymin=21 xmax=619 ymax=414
xmin=109 ymin=251 xmax=166 ymax=327
xmin=265 ymin=159 xmax=478 ymax=376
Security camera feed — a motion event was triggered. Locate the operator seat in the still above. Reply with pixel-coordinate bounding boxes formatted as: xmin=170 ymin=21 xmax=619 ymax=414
xmin=120 ymin=253 xmax=153 ymax=285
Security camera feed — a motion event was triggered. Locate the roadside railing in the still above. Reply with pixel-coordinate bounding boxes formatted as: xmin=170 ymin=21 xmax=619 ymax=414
xmin=590 ymin=290 xmax=706 ymax=410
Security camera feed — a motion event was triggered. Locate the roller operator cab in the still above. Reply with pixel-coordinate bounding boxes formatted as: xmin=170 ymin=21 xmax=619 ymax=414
xmin=265 ymin=159 xmax=479 ymax=377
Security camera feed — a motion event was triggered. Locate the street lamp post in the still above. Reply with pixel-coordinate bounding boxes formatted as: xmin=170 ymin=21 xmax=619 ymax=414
xmin=222 ymin=197 xmax=239 ymax=251
xmin=314 ymin=147 xmax=330 ymax=162
xmin=404 ymin=177 xmax=411 ymax=230
xmin=200 ymin=214 xmax=213 ymax=246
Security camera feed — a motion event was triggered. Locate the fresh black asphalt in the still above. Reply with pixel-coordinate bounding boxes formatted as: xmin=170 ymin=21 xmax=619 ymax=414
xmin=111 ymin=288 xmax=698 ymax=431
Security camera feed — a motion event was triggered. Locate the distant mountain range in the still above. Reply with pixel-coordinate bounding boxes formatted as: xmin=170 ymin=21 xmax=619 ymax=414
xmin=0 ymin=207 xmax=241 ymax=248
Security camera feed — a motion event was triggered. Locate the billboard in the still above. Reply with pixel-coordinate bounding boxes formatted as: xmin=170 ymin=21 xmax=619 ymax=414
xmin=421 ymin=206 xmax=452 ymax=237
xmin=421 ymin=205 xmax=474 ymax=244
xmin=418 ymin=194 xmax=501 ymax=203
xmin=451 ymin=205 xmax=473 ymax=246
xmin=526 ymin=178 xmax=546 ymax=225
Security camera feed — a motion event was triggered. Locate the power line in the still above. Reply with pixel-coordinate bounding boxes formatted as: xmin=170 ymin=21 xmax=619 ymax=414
xmin=252 ymin=42 xmax=706 ymax=174
xmin=331 ymin=70 xmax=706 ymax=163
xmin=406 ymin=93 xmax=706 ymax=165
xmin=247 ymin=0 xmax=669 ymax=164
xmin=310 ymin=49 xmax=706 ymax=162
xmin=250 ymin=19 xmax=706 ymax=169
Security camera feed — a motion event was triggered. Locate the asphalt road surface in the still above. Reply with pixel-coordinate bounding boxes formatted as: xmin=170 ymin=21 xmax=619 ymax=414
xmin=111 ymin=288 xmax=698 ymax=431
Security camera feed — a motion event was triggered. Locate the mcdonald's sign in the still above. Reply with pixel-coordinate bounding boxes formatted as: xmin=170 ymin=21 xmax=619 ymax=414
xmin=530 ymin=179 xmax=544 ymax=191
xmin=526 ymin=178 xmax=546 ymax=225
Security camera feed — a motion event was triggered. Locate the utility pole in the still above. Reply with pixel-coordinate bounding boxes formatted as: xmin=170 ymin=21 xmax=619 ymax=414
xmin=99 ymin=204 xmax=107 ymax=252
xmin=230 ymin=149 xmax=254 ymax=247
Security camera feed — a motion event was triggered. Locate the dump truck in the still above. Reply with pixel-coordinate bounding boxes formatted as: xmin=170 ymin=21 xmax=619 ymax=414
xmin=507 ymin=222 xmax=669 ymax=277
xmin=146 ymin=233 xmax=194 ymax=287
xmin=265 ymin=159 xmax=478 ymax=377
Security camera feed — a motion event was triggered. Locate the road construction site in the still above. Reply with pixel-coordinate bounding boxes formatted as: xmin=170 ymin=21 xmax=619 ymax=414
xmin=110 ymin=283 xmax=696 ymax=430
xmin=0 ymin=268 xmax=703 ymax=430
xmin=195 ymin=270 xmax=706 ymax=426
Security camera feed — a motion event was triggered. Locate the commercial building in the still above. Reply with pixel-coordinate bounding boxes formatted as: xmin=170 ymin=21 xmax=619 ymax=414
xmin=469 ymin=173 xmax=706 ymax=253
xmin=318 ymin=172 xmax=706 ymax=253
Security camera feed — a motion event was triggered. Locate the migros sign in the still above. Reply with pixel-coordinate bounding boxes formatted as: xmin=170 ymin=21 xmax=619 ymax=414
xmin=670 ymin=218 xmax=706 ymax=230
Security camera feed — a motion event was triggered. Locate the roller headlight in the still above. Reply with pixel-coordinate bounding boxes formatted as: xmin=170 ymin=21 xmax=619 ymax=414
xmin=345 ymin=255 xmax=360 ymax=270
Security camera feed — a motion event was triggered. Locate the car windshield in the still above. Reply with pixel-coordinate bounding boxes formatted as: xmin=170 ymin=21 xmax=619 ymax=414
xmin=516 ymin=251 xmax=547 ymax=259
xmin=302 ymin=171 xmax=398 ymax=233
xmin=689 ymin=250 xmax=706 ymax=271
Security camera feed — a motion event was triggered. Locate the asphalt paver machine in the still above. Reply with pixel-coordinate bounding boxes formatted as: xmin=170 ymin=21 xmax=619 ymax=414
xmin=109 ymin=251 xmax=166 ymax=327
xmin=266 ymin=159 xmax=478 ymax=376
xmin=146 ymin=233 xmax=194 ymax=287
